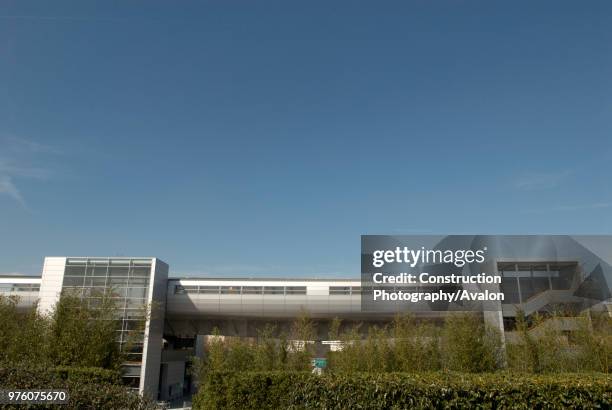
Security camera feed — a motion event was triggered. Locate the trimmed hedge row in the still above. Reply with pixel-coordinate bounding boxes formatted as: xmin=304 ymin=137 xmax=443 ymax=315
xmin=0 ymin=363 xmax=154 ymax=409
xmin=193 ymin=371 xmax=612 ymax=409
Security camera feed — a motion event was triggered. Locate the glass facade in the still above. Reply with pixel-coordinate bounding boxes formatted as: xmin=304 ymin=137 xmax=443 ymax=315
xmin=174 ymin=284 xmax=307 ymax=295
xmin=0 ymin=283 xmax=40 ymax=292
xmin=173 ymin=284 xmax=366 ymax=296
xmin=61 ymin=258 xmax=153 ymax=387
xmin=498 ymin=262 xmax=577 ymax=304
xmin=329 ymin=286 xmax=361 ymax=295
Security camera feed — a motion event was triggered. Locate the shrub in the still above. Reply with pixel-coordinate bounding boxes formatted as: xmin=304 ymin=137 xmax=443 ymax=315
xmin=193 ymin=371 xmax=612 ymax=410
xmin=391 ymin=315 xmax=440 ymax=372
xmin=0 ymin=295 xmax=49 ymax=365
xmin=0 ymin=363 xmax=154 ymax=409
xmin=47 ymin=291 xmax=125 ymax=370
xmin=506 ymin=310 xmax=612 ymax=373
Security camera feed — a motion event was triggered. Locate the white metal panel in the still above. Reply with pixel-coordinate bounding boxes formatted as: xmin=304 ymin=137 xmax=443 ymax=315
xmin=37 ymin=257 xmax=66 ymax=315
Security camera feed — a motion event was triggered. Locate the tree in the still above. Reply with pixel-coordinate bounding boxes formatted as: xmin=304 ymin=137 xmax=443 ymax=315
xmin=0 ymin=294 xmax=48 ymax=365
xmin=287 ymin=311 xmax=316 ymax=370
xmin=440 ymin=313 xmax=501 ymax=372
xmin=47 ymin=290 xmax=124 ymax=369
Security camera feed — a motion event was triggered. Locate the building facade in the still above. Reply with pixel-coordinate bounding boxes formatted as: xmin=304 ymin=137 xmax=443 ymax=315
xmin=1 ymin=236 xmax=611 ymax=400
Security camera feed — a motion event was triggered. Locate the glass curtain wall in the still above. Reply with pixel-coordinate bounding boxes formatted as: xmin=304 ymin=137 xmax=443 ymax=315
xmin=62 ymin=258 xmax=152 ymax=388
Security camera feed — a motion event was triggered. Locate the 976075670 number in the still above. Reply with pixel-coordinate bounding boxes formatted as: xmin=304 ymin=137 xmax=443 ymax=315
xmin=0 ymin=389 xmax=69 ymax=404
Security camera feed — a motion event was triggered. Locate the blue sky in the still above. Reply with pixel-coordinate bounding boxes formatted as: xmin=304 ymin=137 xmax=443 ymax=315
xmin=1 ymin=1 xmax=611 ymax=277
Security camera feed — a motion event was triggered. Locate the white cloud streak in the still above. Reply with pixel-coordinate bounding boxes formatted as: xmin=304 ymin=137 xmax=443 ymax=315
xmin=0 ymin=135 xmax=60 ymax=207
xmin=514 ymin=170 xmax=572 ymax=191
xmin=0 ymin=175 xmax=26 ymax=207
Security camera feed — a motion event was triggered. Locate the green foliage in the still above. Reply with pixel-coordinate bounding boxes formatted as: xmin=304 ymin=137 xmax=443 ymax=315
xmin=195 ymin=314 xmax=319 ymax=380
xmin=327 ymin=323 xmax=362 ymax=373
xmin=47 ymin=291 xmax=124 ymax=369
xmin=573 ymin=311 xmax=612 ymax=373
xmin=440 ymin=313 xmax=503 ymax=372
xmin=193 ymin=371 xmax=612 ymax=410
xmin=0 ymin=295 xmax=49 ymax=365
xmin=328 ymin=313 xmax=501 ymax=373
xmin=0 ymin=363 xmax=154 ymax=409
xmin=0 ymin=290 xmax=151 ymax=407
xmin=506 ymin=310 xmax=612 ymax=373
xmin=0 ymin=290 xmax=145 ymax=371
xmin=53 ymin=366 xmax=122 ymax=385
xmin=253 ymin=324 xmax=280 ymax=371
xmin=391 ymin=315 xmax=440 ymax=372
xmin=287 ymin=311 xmax=316 ymax=371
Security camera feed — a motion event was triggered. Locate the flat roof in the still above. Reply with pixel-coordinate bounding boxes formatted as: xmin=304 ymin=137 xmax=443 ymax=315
xmin=169 ymin=276 xmax=359 ymax=281
xmin=0 ymin=274 xmax=358 ymax=281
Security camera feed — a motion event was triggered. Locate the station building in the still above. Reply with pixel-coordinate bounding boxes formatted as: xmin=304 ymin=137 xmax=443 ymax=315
xmin=1 ymin=236 xmax=610 ymax=401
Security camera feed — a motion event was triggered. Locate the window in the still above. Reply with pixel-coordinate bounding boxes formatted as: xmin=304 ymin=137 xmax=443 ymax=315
xmin=220 ymin=286 xmax=240 ymax=294
xmin=127 ymin=287 xmax=148 ymax=299
xmin=108 ymin=277 xmax=129 ymax=286
xmin=65 ymin=265 xmax=86 ymax=276
xmin=286 ymin=286 xmax=306 ymax=295
xmin=8 ymin=283 xmax=41 ymax=292
xmin=130 ymin=267 xmax=150 ymax=277
xmin=181 ymin=286 xmax=199 ymax=294
xmin=497 ymin=262 xmax=577 ymax=303
xmin=109 ymin=266 xmax=129 ymax=277
xmin=63 ymin=276 xmax=84 ymax=287
xmin=264 ymin=286 xmax=284 ymax=295
xmin=199 ymin=286 xmax=220 ymax=294
xmin=175 ymin=285 xmax=198 ymax=297
xmin=128 ymin=277 xmax=150 ymax=286
xmin=242 ymin=286 xmax=263 ymax=295
xmin=329 ymin=286 xmax=351 ymax=295
xmin=84 ymin=276 xmax=108 ymax=287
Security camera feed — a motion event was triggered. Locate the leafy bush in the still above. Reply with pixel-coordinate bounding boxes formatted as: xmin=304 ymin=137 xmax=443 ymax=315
xmin=0 ymin=295 xmax=49 ymax=365
xmin=328 ymin=313 xmax=502 ymax=373
xmin=506 ymin=310 xmax=612 ymax=373
xmin=194 ymin=312 xmax=317 ymax=379
xmin=52 ymin=366 xmax=122 ymax=385
xmin=0 ymin=363 xmax=155 ymax=409
xmin=0 ymin=291 xmax=146 ymax=371
xmin=193 ymin=371 xmax=612 ymax=410
xmin=440 ymin=313 xmax=503 ymax=372
xmin=47 ymin=291 xmax=126 ymax=369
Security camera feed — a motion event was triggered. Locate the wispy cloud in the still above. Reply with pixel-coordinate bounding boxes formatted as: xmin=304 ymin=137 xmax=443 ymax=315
xmin=551 ymin=202 xmax=611 ymax=212
xmin=0 ymin=272 xmax=31 ymax=276
xmin=0 ymin=134 xmax=60 ymax=207
xmin=0 ymin=15 xmax=122 ymax=23
xmin=0 ymin=176 xmax=26 ymax=207
xmin=514 ymin=170 xmax=572 ymax=191
xmin=2 ymin=135 xmax=61 ymax=155
xmin=523 ymin=202 xmax=611 ymax=214
xmin=0 ymin=159 xmax=52 ymax=179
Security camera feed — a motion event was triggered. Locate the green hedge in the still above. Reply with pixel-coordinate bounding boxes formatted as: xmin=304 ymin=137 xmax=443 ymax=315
xmin=0 ymin=363 xmax=154 ymax=409
xmin=193 ymin=371 xmax=612 ymax=409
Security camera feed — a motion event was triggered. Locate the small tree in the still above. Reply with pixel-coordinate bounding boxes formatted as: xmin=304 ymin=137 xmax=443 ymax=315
xmin=224 ymin=337 xmax=255 ymax=371
xmin=287 ymin=311 xmax=316 ymax=370
xmin=392 ymin=314 xmax=440 ymax=372
xmin=569 ymin=311 xmax=611 ymax=373
xmin=440 ymin=313 xmax=501 ymax=372
xmin=0 ymin=295 xmax=49 ymax=366
xmin=253 ymin=323 xmax=279 ymax=371
xmin=205 ymin=327 xmax=227 ymax=372
xmin=47 ymin=290 xmax=123 ymax=369
xmin=328 ymin=323 xmax=362 ymax=373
